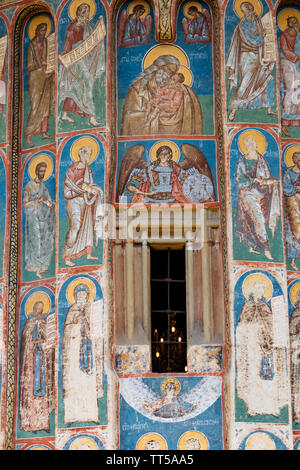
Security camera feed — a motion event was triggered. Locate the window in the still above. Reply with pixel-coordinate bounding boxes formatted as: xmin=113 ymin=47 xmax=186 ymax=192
xmin=151 ymin=247 xmax=187 ymax=373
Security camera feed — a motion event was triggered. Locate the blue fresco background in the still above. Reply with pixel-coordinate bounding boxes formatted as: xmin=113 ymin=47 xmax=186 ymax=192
xmin=120 ymin=376 xmax=223 ymax=450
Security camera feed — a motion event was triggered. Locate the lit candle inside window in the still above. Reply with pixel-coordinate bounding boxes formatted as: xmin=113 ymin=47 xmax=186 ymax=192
xmin=171 ymin=326 xmax=175 ymax=333
xmin=185 ymin=366 xmax=188 ymax=372
xmin=178 ymin=337 xmax=182 ymax=342
xmin=160 ymin=337 xmax=164 ymax=342
xmin=156 ymin=351 xmax=160 ymax=358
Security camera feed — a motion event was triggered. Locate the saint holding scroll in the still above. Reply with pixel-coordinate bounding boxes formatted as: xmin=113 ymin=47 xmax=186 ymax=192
xmin=59 ymin=1 xmax=106 ymax=127
xmin=24 ymin=18 xmax=55 ymax=148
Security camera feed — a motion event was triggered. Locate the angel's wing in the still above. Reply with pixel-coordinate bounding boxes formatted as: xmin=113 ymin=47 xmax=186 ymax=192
xmin=181 ymin=17 xmax=190 ymax=35
xmin=202 ymin=8 xmax=212 ymax=41
xmin=180 ymin=377 xmax=222 ymax=413
xmin=143 ymin=15 xmax=152 ymax=37
xmin=118 ymin=9 xmax=128 ymax=48
xmin=179 ymin=143 xmax=216 ymax=200
xmin=116 ymin=145 xmax=147 ymax=202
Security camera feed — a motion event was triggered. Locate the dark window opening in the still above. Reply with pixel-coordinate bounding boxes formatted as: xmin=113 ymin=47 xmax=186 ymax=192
xmin=151 ymin=247 xmax=187 ymax=373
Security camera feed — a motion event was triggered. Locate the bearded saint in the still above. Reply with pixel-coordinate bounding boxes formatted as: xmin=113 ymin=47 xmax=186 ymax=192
xmin=236 ymin=282 xmax=287 ymax=416
xmin=19 ymin=301 xmax=54 ymax=432
xmin=121 ymin=54 xmax=203 ymax=136
xmin=283 ymin=151 xmax=300 ymax=270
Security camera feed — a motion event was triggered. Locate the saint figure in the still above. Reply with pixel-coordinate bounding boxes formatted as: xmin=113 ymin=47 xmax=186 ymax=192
xmin=24 ymin=23 xmax=54 ymax=148
xmin=59 ymin=3 xmax=106 ymax=127
xmin=279 ymin=16 xmax=300 ymax=137
xmin=143 ymin=379 xmax=195 ymax=418
xmin=226 ymin=2 xmax=276 ymax=121
xmin=236 ymin=281 xmax=287 ymax=416
xmin=23 ymin=161 xmax=55 ymax=279
xmin=283 ymin=150 xmax=300 ymax=270
xmin=235 ymin=136 xmax=280 ymax=260
xmin=62 ymin=283 xmax=100 ymax=423
xmin=19 ymin=301 xmax=54 ymax=432
xmin=121 ymin=54 xmax=203 ymax=135
xmin=63 ymin=144 xmax=103 ymax=266
xmin=290 ymin=288 xmax=300 ymax=422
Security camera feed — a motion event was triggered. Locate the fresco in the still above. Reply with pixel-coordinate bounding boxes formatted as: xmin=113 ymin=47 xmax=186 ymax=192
xmin=0 ymin=16 xmax=7 ymax=144
xmin=234 ymin=270 xmax=289 ymax=423
xmin=57 ymin=274 xmax=107 ymax=429
xmin=283 ymin=145 xmax=300 ymax=271
xmin=117 ymin=1 xmax=214 ymax=136
xmin=118 ymin=0 xmax=152 ymax=47
xmin=115 ymin=139 xmax=217 ymax=203
xmin=57 ymin=0 xmax=106 ymax=133
xmin=17 ymin=287 xmax=56 ymax=439
xmin=22 ymin=13 xmax=55 ymax=150
xmin=238 ymin=430 xmax=288 ymax=450
xmin=0 ymin=151 xmax=6 ymax=279
xmin=187 ymin=345 xmax=223 ymax=373
xmin=58 ymin=134 xmax=104 ymax=268
xmin=22 ymin=151 xmax=56 ymax=282
xmin=63 ymin=433 xmax=105 ymax=450
xmin=277 ymin=5 xmax=300 ymax=139
xmin=230 ymin=128 xmax=283 ymax=263
xmin=225 ymin=0 xmax=278 ymax=123
xmin=288 ymin=279 xmax=300 ymax=429
xmin=119 ymin=376 xmax=223 ymax=450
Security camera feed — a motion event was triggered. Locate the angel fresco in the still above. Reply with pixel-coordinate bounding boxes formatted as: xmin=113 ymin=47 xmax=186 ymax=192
xmin=116 ymin=142 xmax=215 ymax=204
xmin=181 ymin=2 xmax=211 ymax=43
xmin=120 ymin=45 xmax=203 ymax=136
xmin=24 ymin=17 xmax=55 ymax=148
xmin=59 ymin=0 xmax=106 ymax=127
xmin=118 ymin=1 xmax=152 ymax=48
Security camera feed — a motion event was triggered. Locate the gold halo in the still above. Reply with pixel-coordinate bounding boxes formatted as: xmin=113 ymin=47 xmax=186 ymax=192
xmin=127 ymin=0 xmax=150 ymax=19
xmin=66 ymin=277 xmax=96 ymax=305
xmin=178 ymin=65 xmax=193 ymax=87
xmin=161 ymin=377 xmax=181 ymax=395
xmin=25 ymin=291 xmax=51 ymax=317
xmin=28 ymin=15 xmax=52 ymax=40
xmin=30 ymin=446 xmax=48 ymax=450
xmin=28 ymin=154 xmax=53 ymax=181
xmin=70 ymin=136 xmax=99 ymax=163
xmin=278 ymin=8 xmax=300 ymax=32
xmin=177 ymin=431 xmax=209 ymax=450
xmin=289 ymin=282 xmax=300 ymax=306
xmin=242 ymin=273 xmax=273 ymax=302
xmin=183 ymin=2 xmax=202 ymax=19
xmin=150 ymin=141 xmax=180 ymax=163
xmin=143 ymin=45 xmax=189 ymax=71
xmin=69 ymin=437 xmax=99 ymax=450
xmin=234 ymin=0 xmax=262 ymax=18
xmin=69 ymin=0 xmax=96 ymax=21
xmin=284 ymin=145 xmax=300 ymax=168
xmin=238 ymin=129 xmax=267 ymax=156
xmin=245 ymin=432 xmax=276 ymax=450
xmin=136 ymin=433 xmax=168 ymax=450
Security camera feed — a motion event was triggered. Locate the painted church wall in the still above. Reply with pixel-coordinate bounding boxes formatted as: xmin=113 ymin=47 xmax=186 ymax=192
xmin=0 ymin=0 xmax=299 ymax=450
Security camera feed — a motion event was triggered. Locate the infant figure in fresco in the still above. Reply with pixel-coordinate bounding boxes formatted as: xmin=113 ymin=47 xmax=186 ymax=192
xmin=147 ymin=72 xmax=185 ymax=133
